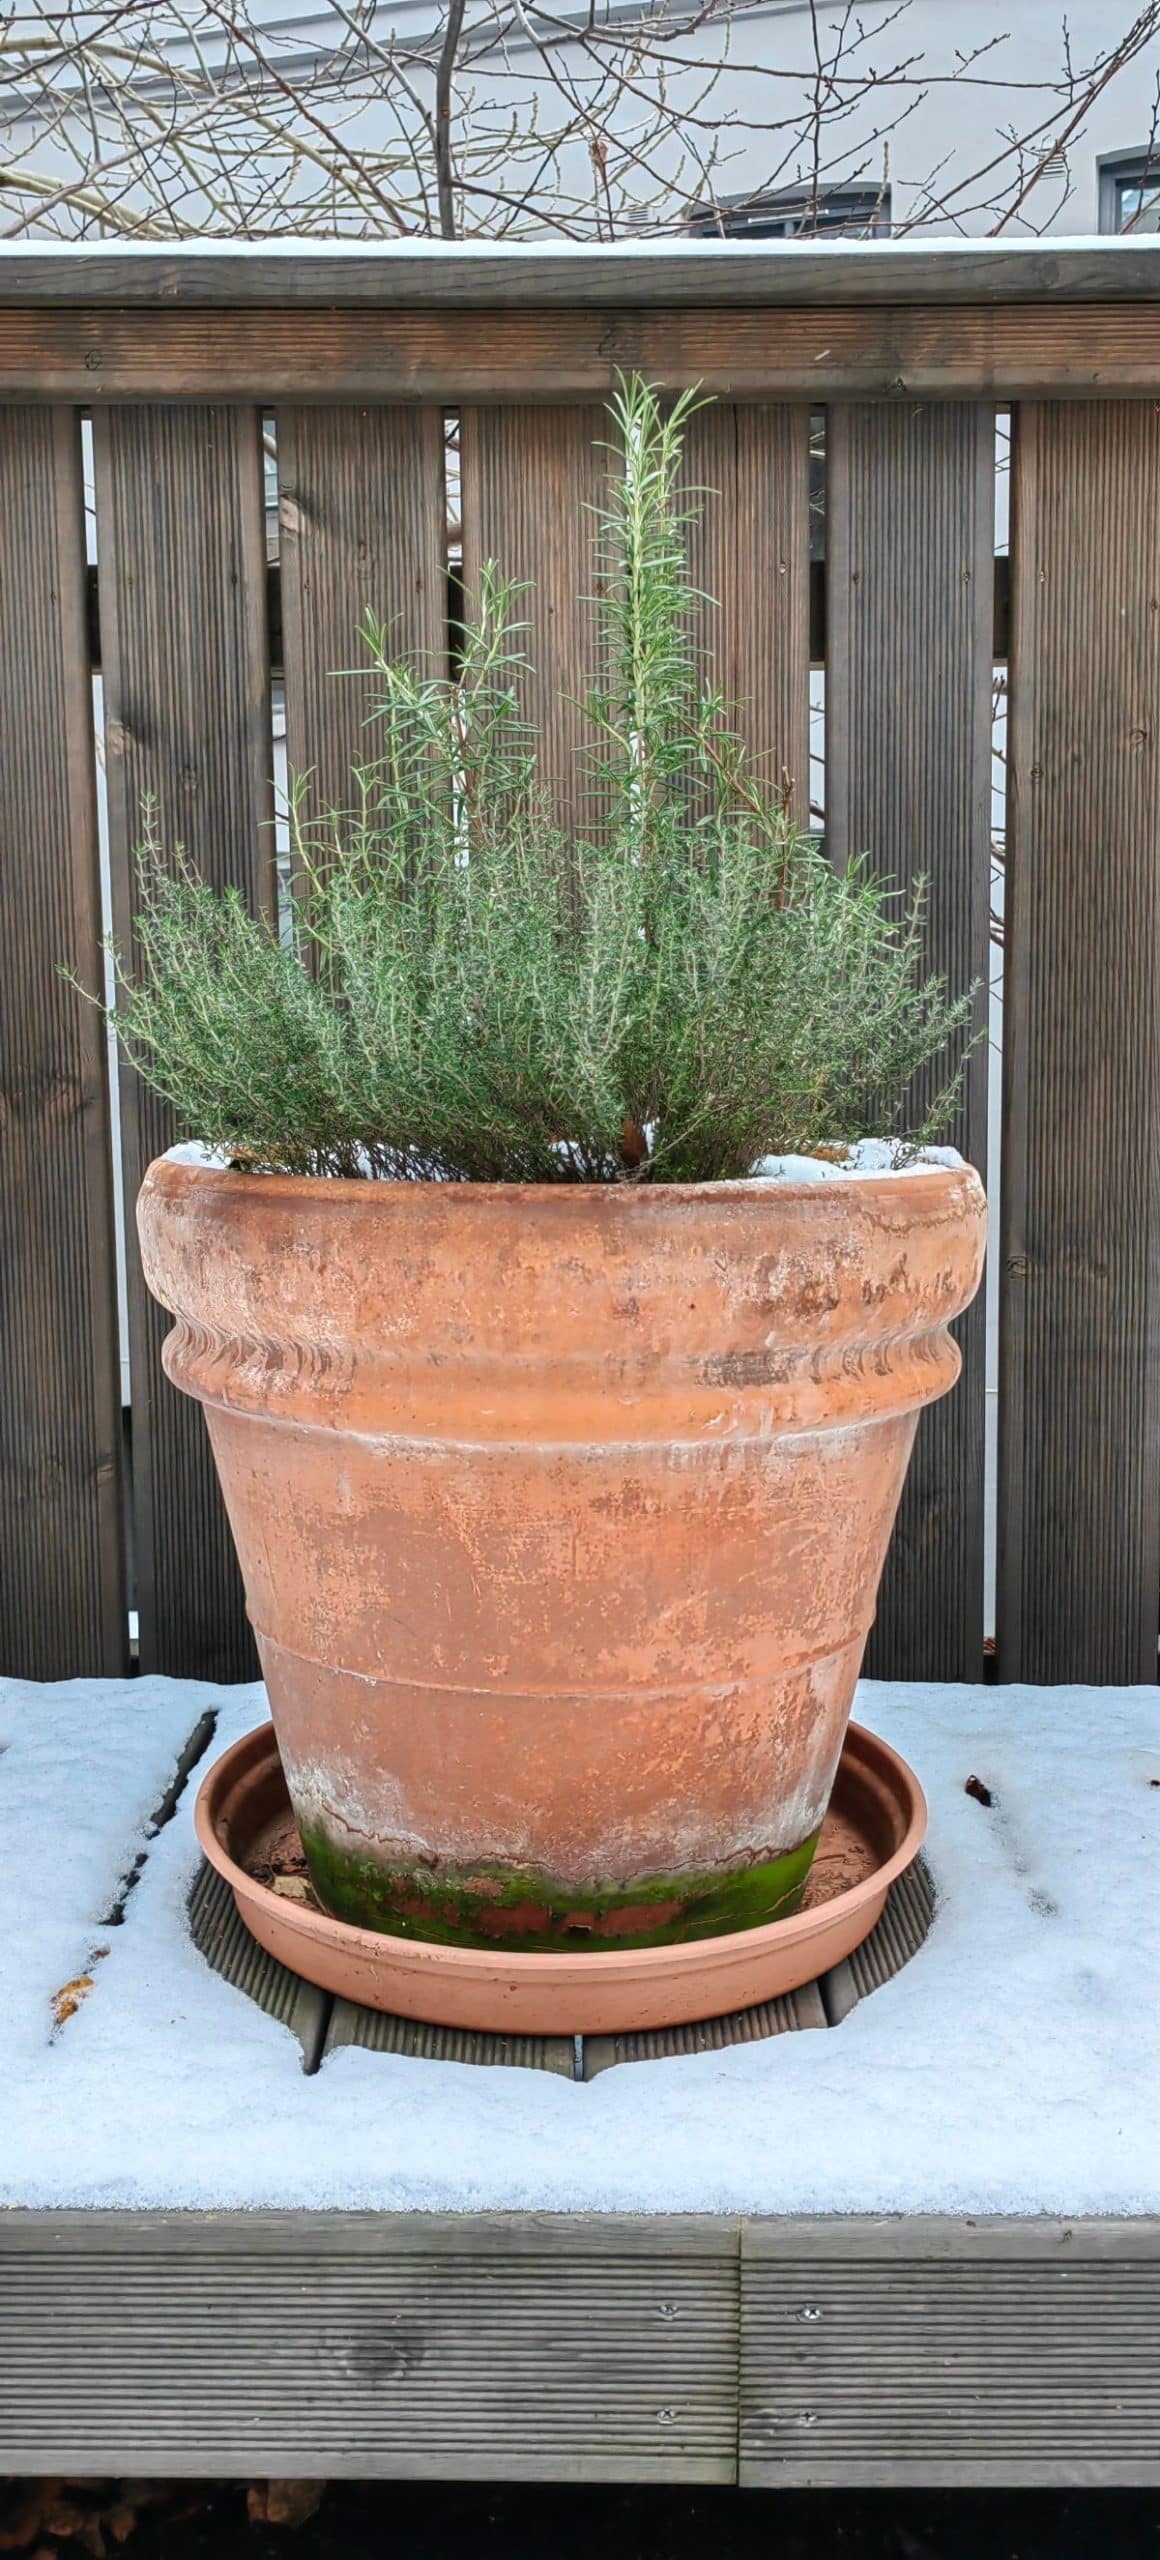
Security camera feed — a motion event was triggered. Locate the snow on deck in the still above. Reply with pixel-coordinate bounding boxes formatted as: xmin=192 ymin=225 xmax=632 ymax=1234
xmin=2 ymin=1673 xmax=1157 ymax=2217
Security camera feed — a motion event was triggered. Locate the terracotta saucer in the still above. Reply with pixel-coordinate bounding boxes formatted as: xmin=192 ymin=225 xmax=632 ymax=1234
xmin=194 ymin=1717 xmax=926 ymax=2037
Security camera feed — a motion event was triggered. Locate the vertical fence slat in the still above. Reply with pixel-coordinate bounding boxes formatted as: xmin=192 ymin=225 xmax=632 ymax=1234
xmin=827 ymin=403 xmax=994 ymax=1682
xmin=1000 ymin=401 xmax=1160 ymax=1684
xmin=0 ymin=409 xmax=125 ymax=1678
xmin=277 ymin=405 xmax=446 ymax=819
xmin=682 ymin=404 xmax=811 ymax=820
xmin=94 ymin=405 xmax=272 ymax=1682
xmin=459 ymin=406 xmax=608 ymax=834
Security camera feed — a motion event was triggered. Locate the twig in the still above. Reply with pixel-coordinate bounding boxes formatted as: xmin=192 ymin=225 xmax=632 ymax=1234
xmin=435 ymin=0 xmax=468 ymax=238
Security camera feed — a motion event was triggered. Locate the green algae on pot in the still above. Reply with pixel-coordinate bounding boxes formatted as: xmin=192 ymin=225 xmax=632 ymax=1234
xmin=299 ymin=1824 xmax=822 ymax=1954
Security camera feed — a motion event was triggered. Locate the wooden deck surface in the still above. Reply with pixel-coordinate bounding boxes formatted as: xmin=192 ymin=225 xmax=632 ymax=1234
xmin=3 ymin=1706 xmax=1158 ymax=2487
xmin=2 ymin=2210 xmax=1157 ymax=2486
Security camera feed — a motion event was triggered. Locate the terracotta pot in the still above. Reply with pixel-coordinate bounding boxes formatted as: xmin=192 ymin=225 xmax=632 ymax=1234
xmin=138 ymin=1158 xmax=985 ymax=1953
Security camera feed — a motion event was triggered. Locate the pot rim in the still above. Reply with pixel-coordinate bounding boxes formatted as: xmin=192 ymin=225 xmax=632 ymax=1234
xmin=146 ymin=1151 xmax=981 ymax=1213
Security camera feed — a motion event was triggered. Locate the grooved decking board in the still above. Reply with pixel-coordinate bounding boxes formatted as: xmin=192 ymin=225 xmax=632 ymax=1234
xmin=8 ymin=308 xmax=1160 ymax=402
xmin=0 ymin=408 xmax=126 ymax=1680
xmin=740 ymin=2217 xmax=1160 ymax=2485
xmin=682 ymin=403 xmax=811 ymax=822
xmin=93 ymin=406 xmax=273 ymax=1682
xmin=459 ymin=406 xmax=607 ymax=840
xmin=1000 ymin=402 xmax=1160 ymax=1683
xmin=276 ymin=406 xmax=446 ymax=825
xmin=324 ymin=1996 xmax=574 ymax=2077
xmin=4 ymin=2212 xmax=1158 ymax=2485
xmin=827 ymin=403 xmax=994 ymax=1683
xmin=187 ymin=1861 xmax=330 ymax=2072
xmin=0 ymin=2212 xmax=739 ymax=2480
xmin=583 ymin=1979 xmax=826 ymax=2081
xmin=819 ymin=1858 xmax=934 ymax=2025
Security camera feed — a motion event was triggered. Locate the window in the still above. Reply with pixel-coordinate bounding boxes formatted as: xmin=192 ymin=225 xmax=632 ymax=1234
xmin=685 ymin=183 xmax=890 ymax=240
xmin=1099 ymin=151 xmax=1160 ymax=232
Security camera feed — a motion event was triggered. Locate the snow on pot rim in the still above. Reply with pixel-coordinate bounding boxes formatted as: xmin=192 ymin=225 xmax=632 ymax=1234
xmin=163 ymin=1134 xmax=969 ymax=1184
xmin=136 ymin=1147 xmax=985 ymax=1969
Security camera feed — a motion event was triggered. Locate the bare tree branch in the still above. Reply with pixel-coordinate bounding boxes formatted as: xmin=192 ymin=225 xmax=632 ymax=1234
xmin=0 ymin=0 xmax=1156 ymax=243
xmin=435 ymin=0 xmax=469 ymax=235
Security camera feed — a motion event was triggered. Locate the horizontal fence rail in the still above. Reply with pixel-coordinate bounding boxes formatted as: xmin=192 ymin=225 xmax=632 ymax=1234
xmin=2 ymin=239 xmax=1160 ymax=305
xmin=5 ymin=305 xmax=1160 ymax=403
xmin=1 ymin=242 xmax=1158 ymax=1687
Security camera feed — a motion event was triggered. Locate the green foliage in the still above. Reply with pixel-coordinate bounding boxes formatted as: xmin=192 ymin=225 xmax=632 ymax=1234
xmin=97 ymin=378 xmax=973 ymax=1184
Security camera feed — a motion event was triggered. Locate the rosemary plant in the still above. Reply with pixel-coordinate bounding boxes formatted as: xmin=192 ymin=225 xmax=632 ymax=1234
xmin=99 ymin=378 xmax=972 ymax=1183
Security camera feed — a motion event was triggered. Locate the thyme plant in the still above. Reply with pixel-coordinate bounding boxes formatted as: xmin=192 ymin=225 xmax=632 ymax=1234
xmin=103 ymin=378 xmax=972 ymax=1184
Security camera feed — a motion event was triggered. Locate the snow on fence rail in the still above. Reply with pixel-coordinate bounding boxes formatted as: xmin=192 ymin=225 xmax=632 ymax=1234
xmin=2 ymin=240 xmax=1159 ymax=1691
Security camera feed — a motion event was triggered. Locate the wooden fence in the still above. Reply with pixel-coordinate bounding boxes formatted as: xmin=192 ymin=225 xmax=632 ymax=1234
xmin=3 ymin=239 xmax=1160 ymax=1692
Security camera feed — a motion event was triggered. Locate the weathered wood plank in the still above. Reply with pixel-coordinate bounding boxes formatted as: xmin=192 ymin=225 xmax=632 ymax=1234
xmin=276 ymin=405 xmax=446 ymax=825
xmin=0 ymin=2210 xmax=737 ymax=2256
xmin=0 ymin=407 xmax=126 ymax=1678
xmin=5 ymin=307 xmax=1160 ymax=403
xmin=3 ymin=2212 xmax=1158 ymax=2484
xmin=827 ymin=403 xmax=993 ymax=1682
xmin=0 ymin=2211 xmax=740 ymax=2480
xmin=740 ymin=2216 xmax=1160 ymax=2486
xmin=999 ymin=401 xmax=1160 ymax=1683
xmin=459 ymin=406 xmax=607 ymax=839
xmin=93 ymin=406 xmax=273 ymax=1681
xmin=742 ymin=2216 xmax=1160 ymax=2260
xmin=682 ymin=403 xmax=811 ymax=820
xmin=1 ymin=241 xmax=1159 ymax=307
